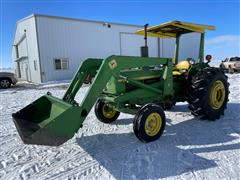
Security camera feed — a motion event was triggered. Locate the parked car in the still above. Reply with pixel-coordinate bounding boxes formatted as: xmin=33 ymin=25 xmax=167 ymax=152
xmin=0 ymin=72 xmax=18 ymax=88
xmin=220 ymin=56 xmax=240 ymax=73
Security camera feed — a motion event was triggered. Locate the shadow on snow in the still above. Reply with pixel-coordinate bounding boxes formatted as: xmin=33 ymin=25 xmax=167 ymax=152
xmin=76 ymin=103 xmax=240 ymax=179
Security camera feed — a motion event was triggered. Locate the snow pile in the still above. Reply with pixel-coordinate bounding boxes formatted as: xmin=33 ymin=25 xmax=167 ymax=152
xmin=0 ymin=74 xmax=239 ymax=179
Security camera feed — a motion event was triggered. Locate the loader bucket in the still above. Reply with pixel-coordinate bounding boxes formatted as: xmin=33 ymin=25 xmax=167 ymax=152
xmin=12 ymin=95 xmax=82 ymax=146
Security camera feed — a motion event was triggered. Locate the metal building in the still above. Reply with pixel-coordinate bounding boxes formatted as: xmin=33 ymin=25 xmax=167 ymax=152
xmin=12 ymin=14 xmax=200 ymax=83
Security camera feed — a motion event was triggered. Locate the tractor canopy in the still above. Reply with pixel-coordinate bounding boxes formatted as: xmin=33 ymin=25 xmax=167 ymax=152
xmin=135 ymin=20 xmax=215 ymax=38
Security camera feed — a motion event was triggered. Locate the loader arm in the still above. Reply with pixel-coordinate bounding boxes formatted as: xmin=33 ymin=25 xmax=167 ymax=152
xmin=12 ymin=55 xmax=172 ymax=146
xmin=63 ymin=55 xmax=173 ymax=117
xmin=63 ymin=58 xmax=103 ymax=104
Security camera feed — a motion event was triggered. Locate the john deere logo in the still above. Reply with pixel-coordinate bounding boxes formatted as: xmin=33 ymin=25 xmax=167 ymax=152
xmin=109 ymin=59 xmax=117 ymax=69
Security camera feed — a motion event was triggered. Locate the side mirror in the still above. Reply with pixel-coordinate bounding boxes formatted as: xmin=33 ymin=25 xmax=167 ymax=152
xmin=205 ymin=55 xmax=212 ymax=62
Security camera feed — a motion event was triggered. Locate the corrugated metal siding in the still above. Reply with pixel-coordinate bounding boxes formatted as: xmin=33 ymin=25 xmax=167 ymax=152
xmin=17 ymin=38 xmax=28 ymax=57
xmin=120 ymin=33 xmax=158 ymax=57
xmin=13 ymin=14 xmax=201 ymax=83
xmin=12 ymin=17 xmax=41 ymax=83
xmin=36 ymin=16 xmax=159 ymax=82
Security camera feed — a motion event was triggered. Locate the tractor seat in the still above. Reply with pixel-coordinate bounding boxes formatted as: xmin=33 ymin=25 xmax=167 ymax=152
xmin=172 ymin=60 xmax=191 ymax=75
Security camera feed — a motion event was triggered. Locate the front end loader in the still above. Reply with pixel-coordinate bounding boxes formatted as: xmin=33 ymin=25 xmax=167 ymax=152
xmin=12 ymin=21 xmax=229 ymax=146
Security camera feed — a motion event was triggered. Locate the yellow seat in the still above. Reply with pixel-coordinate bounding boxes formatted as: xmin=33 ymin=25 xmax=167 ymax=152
xmin=172 ymin=60 xmax=190 ymax=75
xmin=172 ymin=71 xmax=182 ymax=76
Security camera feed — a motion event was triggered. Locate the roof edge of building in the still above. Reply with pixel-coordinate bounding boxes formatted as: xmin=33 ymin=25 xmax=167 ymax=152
xmin=16 ymin=14 xmax=143 ymax=28
xmin=16 ymin=14 xmax=35 ymax=23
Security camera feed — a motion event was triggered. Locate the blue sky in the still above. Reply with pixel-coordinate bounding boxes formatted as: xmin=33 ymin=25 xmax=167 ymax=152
xmin=0 ymin=0 xmax=239 ymax=68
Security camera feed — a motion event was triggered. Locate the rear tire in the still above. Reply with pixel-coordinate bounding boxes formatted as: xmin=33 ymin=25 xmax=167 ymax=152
xmin=0 ymin=79 xmax=11 ymax=88
xmin=95 ymin=99 xmax=120 ymax=123
xmin=188 ymin=67 xmax=229 ymax=121
xmin=133 ymin=103 xmax=166 ymax=143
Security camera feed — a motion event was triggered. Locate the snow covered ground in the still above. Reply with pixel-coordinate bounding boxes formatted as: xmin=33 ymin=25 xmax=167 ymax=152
xmin=0 ymin=74 xmax=239 ymax=180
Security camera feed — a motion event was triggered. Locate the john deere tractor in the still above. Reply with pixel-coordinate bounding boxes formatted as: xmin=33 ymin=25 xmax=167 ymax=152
xmin=12 ymin=21 xmax=229 ymax=146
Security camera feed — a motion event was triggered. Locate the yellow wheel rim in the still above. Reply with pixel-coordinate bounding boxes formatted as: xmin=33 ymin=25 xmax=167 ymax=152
xmin=209 ymin=80 xmax=225 ymax=110
xmin=102 ymin=104 xmax=117 ymax=119
xmin=144 ymin=113 xmax=162 ymax=136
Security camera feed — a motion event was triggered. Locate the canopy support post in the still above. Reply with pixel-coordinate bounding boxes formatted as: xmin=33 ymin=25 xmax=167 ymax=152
xmin=198 ymin=32 xmax=205 ymax=63
xmin=173 ymin=35 xmax=180 ymax=64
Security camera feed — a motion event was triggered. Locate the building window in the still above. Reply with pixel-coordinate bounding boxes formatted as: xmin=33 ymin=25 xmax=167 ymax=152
xmin=54 ymin=58 xmax=69 ymax=70
xmin=54 ymin=59 xmax=61 ymax=69
xmin=61 ymin=59 xmax=69 ymax=69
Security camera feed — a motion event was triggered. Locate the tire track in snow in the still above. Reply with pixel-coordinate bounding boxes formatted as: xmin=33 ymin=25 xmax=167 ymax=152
xmin=0 ymin=75 xmax=239 ymax=179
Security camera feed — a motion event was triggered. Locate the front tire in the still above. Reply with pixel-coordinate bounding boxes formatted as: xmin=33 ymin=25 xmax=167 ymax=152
xmin=95 ymin=99 xmax=120 ymax=123
xmin=0 ymin=79 xmax=11 ymax=88
xmin=133 ymin=104 xmax=166 ymax=143
xmin=188 ymin=67 xmax=229 ymax=121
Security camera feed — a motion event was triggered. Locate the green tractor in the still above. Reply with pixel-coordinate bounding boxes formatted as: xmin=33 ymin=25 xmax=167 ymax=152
xmin=12 ymin=21 xmax=229 ymax=146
